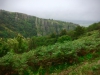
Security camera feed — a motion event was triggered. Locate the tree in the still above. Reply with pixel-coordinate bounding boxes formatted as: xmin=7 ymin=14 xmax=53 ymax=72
xmin=59 ymin=29 xmax=67 ymax=36
xmin=87 ymin=22 xmax=100 ymax=31
xmin=57 ymin=35 xmax=72 ymax=43
xmin=0 ymin=38 xmax=9 ymax=57
xmin=16 ymin=34 xmax=28 ymax=53
xmin=74 ymin=26 xmax=85 ymax=39
xmin=49 ymin=33 xmax=57 ymax=38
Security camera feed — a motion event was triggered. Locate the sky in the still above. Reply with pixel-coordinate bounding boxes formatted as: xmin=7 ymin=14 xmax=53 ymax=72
xmin=0 ymin=0 xmax=100 ymax=26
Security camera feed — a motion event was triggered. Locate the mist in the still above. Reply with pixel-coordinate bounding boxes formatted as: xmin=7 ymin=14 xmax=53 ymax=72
xmin=0 ymin=0 xmax=100 ymax=26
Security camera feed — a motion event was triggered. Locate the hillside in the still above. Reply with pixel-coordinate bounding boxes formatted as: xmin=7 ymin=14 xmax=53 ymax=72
xmin=0 ymin=10 xmax=78 ymax=38
xmin=1 ymin=9 xmax=100 ymax=75
xmin=54 ymin=57 xmax=100 ymax=75
xmin=0 ymin=29 xmax=100 ymax=75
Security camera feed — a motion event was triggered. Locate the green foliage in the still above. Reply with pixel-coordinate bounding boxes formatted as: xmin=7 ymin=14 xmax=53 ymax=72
xmin=0 ymin=38 xmax=9 ymax=57
xmin=87 ymin=22 xmax=100 ymax=31
xmin=0 ymin=10 xmax=37 ymax=38
xmin=7 ymin=34 xmax=28 ymax=54
xmin=0 ymin=10 xmax=78 ymax=38
xmin=66 ymin=57 xmax=100 ymax=75
xmin=49 ymin=33 xmax=57 ymax=38
xmin=0 ymin=30 xmax=73 ymax=55
xmin=0 ymin=30 xmax=100 ymax=74
xmin=59 ymin=29 xmax=67 ymax=36
xmin=0 ymin=12 xmax=100 ymax=75
xmin=16 ymin=34 xmax=28 ymax=53
xmin=57 ymin=35 xmax=72 ymax=43
xmin=74 ymin=26 xmax=85 ymax=39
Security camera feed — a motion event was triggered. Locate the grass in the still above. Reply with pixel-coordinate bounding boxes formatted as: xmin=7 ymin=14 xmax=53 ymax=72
xmin=51 ymin=56 xmax=100 ymax=75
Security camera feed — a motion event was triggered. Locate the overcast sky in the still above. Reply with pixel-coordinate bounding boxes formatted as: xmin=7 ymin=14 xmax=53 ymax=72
xmin=0 ymin=0 xmax=100 ymax=26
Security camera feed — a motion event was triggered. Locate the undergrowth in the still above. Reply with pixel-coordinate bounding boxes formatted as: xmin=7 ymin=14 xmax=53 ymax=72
xmin=0 ymin=30 xmax=100 ymax=75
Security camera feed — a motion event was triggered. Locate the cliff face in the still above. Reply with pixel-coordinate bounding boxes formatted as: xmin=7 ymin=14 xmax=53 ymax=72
xmin=0 ymin=10 xmax=78 ymax=38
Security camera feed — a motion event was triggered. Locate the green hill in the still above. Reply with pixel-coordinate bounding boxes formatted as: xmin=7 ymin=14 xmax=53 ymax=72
xmin=0 ymin=29 xmax=100 ymax=75
xmin=1 ymin=9 xmax=100 ymax=75
xmin=0 ymin=10 xmax=78 ymax=38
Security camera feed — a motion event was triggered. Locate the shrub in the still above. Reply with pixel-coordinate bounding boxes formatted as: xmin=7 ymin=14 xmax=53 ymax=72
xmin=57 ymin=35 xmax=72 ymax=43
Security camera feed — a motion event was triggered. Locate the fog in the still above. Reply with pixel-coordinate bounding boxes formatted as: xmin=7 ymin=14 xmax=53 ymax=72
xmin=0 ymin=0 xmax=100 ymax=26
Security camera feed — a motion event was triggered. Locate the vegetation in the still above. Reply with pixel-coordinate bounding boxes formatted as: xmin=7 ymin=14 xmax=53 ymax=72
xmin=0 ymin=10 xmax=78 ymax=38
xmin=87 ymin=22 xmax=100 ymax=32
xmin=0 ymin=29 xmax=100 ymax=75
xmin=0 ymin=10 xmax=100 ymax=75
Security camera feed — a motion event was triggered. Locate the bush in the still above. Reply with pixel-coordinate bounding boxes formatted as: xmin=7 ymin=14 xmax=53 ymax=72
xmin=57 ymin=35 xmax=72 ymax=43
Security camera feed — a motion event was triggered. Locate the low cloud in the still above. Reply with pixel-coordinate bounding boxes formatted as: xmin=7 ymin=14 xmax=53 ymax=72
xmin=0 ymin=0 xmax=100 ymax=26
